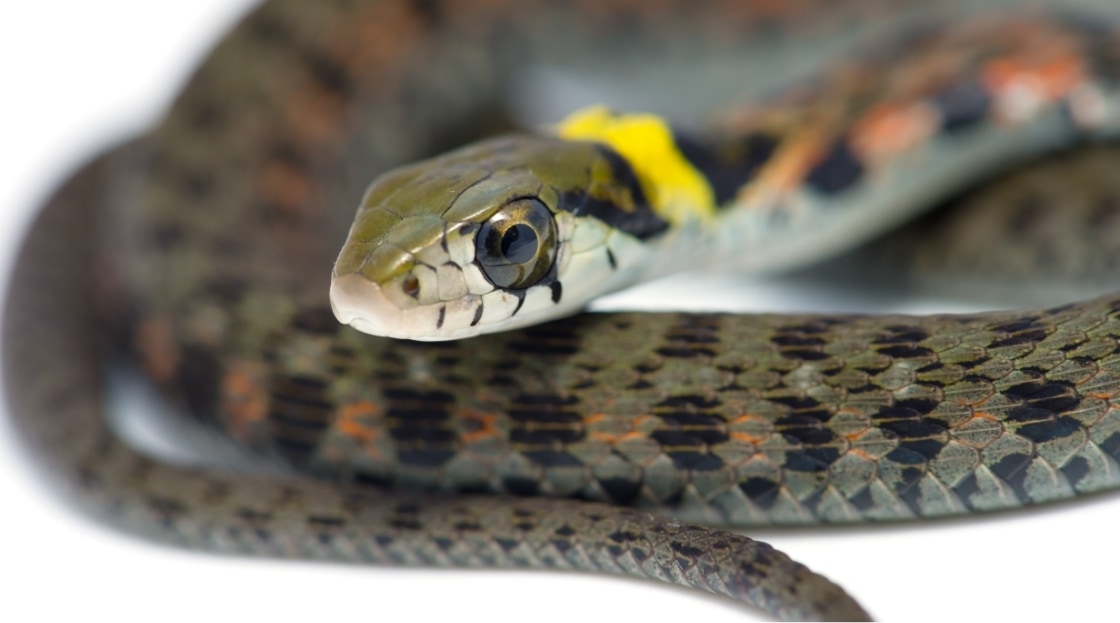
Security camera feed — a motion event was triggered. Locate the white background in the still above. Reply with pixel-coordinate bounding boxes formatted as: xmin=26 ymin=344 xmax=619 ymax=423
xmin=1 ymin=3 xmax=1118 ymax=622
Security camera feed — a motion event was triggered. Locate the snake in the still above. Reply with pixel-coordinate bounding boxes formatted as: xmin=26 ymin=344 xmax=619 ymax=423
xmin=8 ymin=0 xmax=1120 ymax=620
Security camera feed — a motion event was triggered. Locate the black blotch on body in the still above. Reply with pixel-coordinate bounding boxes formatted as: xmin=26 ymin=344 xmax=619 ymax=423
xmin=181 ymin=171 xmax=216 ymax=199
xmin=931 ymin=81 xmax=991 ymax=133
xmin=989 ymin=318 xmax=1050 ymax=348
xmin=876 ymin=344 xmax=935 ymax=359
xmin=307 ymin=515 xmax=346 ymax=528
xmin=300 ymin=47 xmax=353 ymax=96
xmin=1004 ymin=379 xmax=1081 ymax=420
xmin=649 ymin=394 xmax=729 ymax=471
xmin=1060 ymin=455 xmax=1091 ymax=485
xmin=508 ymin=393 xmax=584 ymax=467
xmin=1099 ymin=431 xmax=1120 ymax=459
xmin=989 ymin=453 xmax=1035 ymax=501
xmin=771 ymin=330 xmax=829 ymax=361
xmin=649 ymin=403 xmax=725 ymax=472
xmin=884 ymin=446 xmax=928 ymax=466
xmin=953 ymin=472 xmax=981 ymax=509
xmin=882 ymin=450 xmax=928 ymax=512
xmin=879 ymin=418 xmax=947 ymax=460
xmin=656 ymin=314 xmax=720 ymax=359
xmin=506 ymin=318 xmax=584 ymax=357
xmin=203 ymin=274 xmax=249 ymax=307
xmin=270 ymin=376 xmax=333 ymax=427
xmin=383 ymin=387 xmax=456 ymax=467
xmin=268 ymin=377 xmax=333 ymax=442
xmin=782 ymin=446 xmax=841 ymax=472
xmin=266 ymin=374 xmax=335 ymax=463
xmin=739 ymin=477 xmax=781 ymax=510
xmin=408 ymin=0 xmax=442 ymax=24
xmin=389 ymin=516 xmax=423 ymax=531
xmin=804 ymin=140 xmax=863 ymax=195
xmin=147 ymin=222 xmax=186 ymax=249
xmin=598 ymin=477 xmax=642 ymax=504
xmin=656 ymin=345 xmax=716 ymax=358
xmin=1016 ymin=417 xmax=1082 ymax=444
xmin=177 ymin=345 xmax=223 ymax=419
xmin=145 ymin=496 xmax=187 ymax=530
xmin=670 ymin=542 xmax=706 ymax=559
xmin=875 ymin=325 xmax=931 ymax=345
xmin=674 ymin=131 xmax=779 ymax=204
xmin=269 ymin=140 xmax=309 ymax=169
xmin=849 ymin=487 xmax=876 ymax=513
xmin=771 ymin=395 xmax=834 ymax=425
xmin=502 ymin=476 xmax=541 ymax=497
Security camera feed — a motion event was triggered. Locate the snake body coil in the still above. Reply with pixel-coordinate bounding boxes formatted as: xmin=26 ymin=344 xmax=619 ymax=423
xmin=8 ymin=1 xmax=1120 ymax=620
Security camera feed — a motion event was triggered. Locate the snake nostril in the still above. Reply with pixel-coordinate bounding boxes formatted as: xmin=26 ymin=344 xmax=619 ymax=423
xmin=402 ymin=275 xmax=420 ymax=299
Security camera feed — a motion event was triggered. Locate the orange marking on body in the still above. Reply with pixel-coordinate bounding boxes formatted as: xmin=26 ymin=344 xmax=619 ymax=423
xmin=984 ymin=55 xmax=1084 ymax=97
xmin=458 ymin=407 xmax=500 ymax=445
xmin=590 ymin=432 xmax=620 ymax=443
xmin=284 ymin=89 xmax=348 ymax=148
xmin=339 ymin=2 xmax=427 ymax=73
xmin=842 ymin=430 xmax=866 ymax=442
xmin=850 ymin=102 xmax=937 ymax=162
xmin=729 ymin=413 xmax=770 ymax=426
xmin=727 ymin=413 xmax=771 ymax=446
xmin=258 ymin=160 xmax=311 ymax=212
xmin=337 ymin=400 xmax=381 ymax=444
xmin=220 ymin=361 xmax=269 ymax=441
xmin=728 ymin=432 xmax=765 ymax=446
xmin=760 ymin=132 xmax=825 ymax=193
xmin=731 ymin=95 xmax=849 ymax=206
xmin=585 ymin=413 xmax=623 ymax=444
xmin=982 ymin=47 xmax=1087 ymax=122
xmin=135 ymin=318 xmax=178 ymax=383
xmin=842 ymin=428 xmax=880 ymax=461
xmin=849 ymin=448 xmax=876 ymax=461
xmin=594 ymin=430 xmax=649 ymax=445
xmin=584 ymin=412 xmax=607 ymax=426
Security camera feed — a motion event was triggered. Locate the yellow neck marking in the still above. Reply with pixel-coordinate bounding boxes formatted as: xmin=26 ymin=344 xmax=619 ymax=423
xmin=555 ymin=106 xmax=716 ymax=224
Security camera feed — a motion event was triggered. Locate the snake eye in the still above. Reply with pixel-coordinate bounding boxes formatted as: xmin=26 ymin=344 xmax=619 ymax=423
xmin=475 ymin=197 xmax=557 ymax=289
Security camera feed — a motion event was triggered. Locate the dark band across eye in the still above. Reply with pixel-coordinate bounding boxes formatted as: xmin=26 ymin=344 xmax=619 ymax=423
xmin=475 ymin=197 xmax=557 ymax=289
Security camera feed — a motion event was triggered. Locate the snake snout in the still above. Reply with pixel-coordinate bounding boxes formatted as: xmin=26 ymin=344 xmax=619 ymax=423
xmin=330 ymin=272 xmax=487 ymax=341
xmin=329 ymin=273 xmax=405 ymax=338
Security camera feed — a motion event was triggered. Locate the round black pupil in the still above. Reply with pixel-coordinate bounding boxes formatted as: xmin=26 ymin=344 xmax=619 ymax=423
xmin=500 ymin=224 xmax=538 ymax=264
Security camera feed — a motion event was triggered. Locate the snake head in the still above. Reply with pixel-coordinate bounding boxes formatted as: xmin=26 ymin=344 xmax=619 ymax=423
xmin=331 ymin=134 xmax=660 ymax=341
